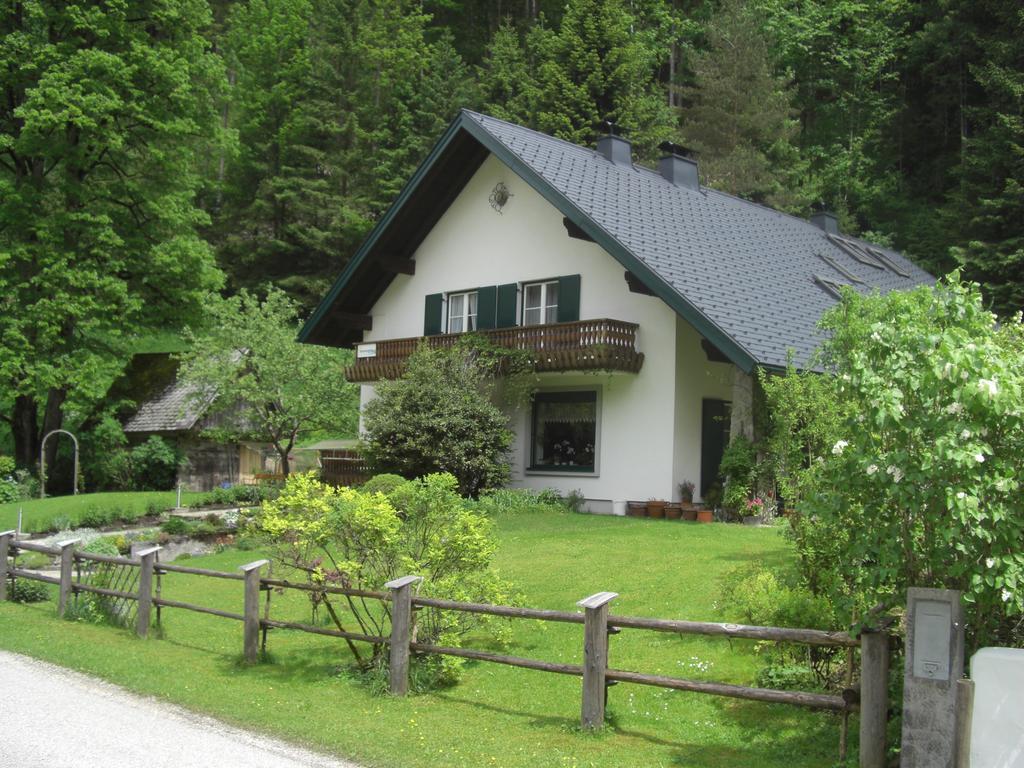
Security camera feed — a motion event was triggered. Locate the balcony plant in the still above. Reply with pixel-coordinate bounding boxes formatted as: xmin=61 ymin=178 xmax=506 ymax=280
xmin=679 ymin=480 xmax=695 ymax=504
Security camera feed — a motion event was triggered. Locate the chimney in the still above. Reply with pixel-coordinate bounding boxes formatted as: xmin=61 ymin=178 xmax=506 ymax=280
xmin=658 ymin=141 xmax=699 ymax=190
xmin=809 ymin=204 xmax=840 ymax=235
xmin=596 ymin=121 xmax=632 ymax=168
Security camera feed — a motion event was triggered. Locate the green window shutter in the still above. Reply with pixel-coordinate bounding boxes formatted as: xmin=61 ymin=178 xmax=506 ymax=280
xmin=476 ymin=286 xmax=497 ymax=330
xmin=424 ymin=293 xmax=443 ymax=336
xmin=556 ymin=274 xmax=581 ymax=323
xmin=495 ymin=283 xmax=518 ymax=327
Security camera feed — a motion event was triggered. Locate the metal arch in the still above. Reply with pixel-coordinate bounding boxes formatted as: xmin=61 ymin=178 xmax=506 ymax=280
xmin=40 ymin=429 xmax=79 ymax=498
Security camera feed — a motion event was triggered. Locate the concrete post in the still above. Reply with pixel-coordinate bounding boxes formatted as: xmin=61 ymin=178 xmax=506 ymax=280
xmin=56 ymin=539 xmax=80 ymax=618
xmin=239 ymin=560 xmax=269 ymax=663
xmin=578 ymin=591 xmax=617 ymax=730
xmin=386 ymin=575 xmax=422 ymax=695
xmin=135 ymin=546 xmax=162 ymax=638
xmin=901 ymin=588 xmax=965 ymax=768
xmin=0 ymin=530 xmax=15 ymax=602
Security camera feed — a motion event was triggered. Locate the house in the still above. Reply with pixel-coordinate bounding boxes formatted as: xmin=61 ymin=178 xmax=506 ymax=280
xmin=123 ymin=376 xmax=279 ymax=491
xmin=299 ymin=439 xmax=369 ymax=487
xmin=299 ymin=110 xmax=933 ymax=512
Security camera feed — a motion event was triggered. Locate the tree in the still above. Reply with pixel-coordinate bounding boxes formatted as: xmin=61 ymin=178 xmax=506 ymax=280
xmin=0 ymin=0 xmax=225 ymax=470
xmin=767 ymin=276 xmax=1024 ymax=650
xmin=361 ymin=342 xmax=516 ymax=497
xmin=678 ymin=0 xmax=806 ymax=210
xmin=177 ymin=288 xmax=358 ymax=477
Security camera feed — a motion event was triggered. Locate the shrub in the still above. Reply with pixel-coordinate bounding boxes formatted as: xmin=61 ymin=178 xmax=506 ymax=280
xmin=0 ymin=455 xmax=19 ymax=503
xmin=82 ymin=537 xmax=120 ymax=558
xmin=161 ymin=517 xmax=189 ymax=535
xmin=78 ymin=506 xmax=114 ymax=529
xmin=718 ymin=434 xmax=757 ymax=514
xmin=361 ymin=342 xmax=516 ymax=497
xmin=360 ymin=473 xmax=407 ymax=497
xmin=768 ymin=276 xmax=1024 ymax=650
xmin=11 ymin=580 xmax=49 ymax=603
xmin=130 ymin=436 xmax=180 ymax=490
xmin=253 ymin=472 xmax=517 ymax=687
xmin=474 ymin=488 xmax=566 ymax=516
xmin=50 ymin=515 xmax=73 ymax=532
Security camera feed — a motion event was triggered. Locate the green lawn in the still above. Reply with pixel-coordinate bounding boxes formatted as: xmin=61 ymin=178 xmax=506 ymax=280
xmin=0 ymin=511 xmax=850 ymax=767
xmin=0 ymin=490 xmax=202 ymax=533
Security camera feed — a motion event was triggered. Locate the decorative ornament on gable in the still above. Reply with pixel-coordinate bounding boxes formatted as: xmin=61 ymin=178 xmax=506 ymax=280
xmin=489 ymin=181 xmax=512 ymax=214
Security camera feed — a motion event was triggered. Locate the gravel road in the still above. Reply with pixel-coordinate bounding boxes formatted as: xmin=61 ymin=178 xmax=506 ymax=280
xmin=0 ymin=650 xmax=362 ymax=768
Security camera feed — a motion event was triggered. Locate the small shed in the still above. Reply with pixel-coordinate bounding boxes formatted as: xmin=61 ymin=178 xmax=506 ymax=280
xmin=124 ymin=380 xmax=276 ymax=491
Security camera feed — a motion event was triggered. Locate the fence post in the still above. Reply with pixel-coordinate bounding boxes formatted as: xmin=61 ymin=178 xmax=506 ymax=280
xmin=578 ymin=591 xmax=618 ymax=730
xmin=239 ymin=559 xmax=269 ymax=663
xmin=0 ymin=530 xmax=15 ymax=602
xmin=57 ymin=539 xmax=80 ymax=618
xmin=385 ymin=575 xmax=422 ymax=695
xmin=135 ymin=546 xmax=162 ymax=639
xmin=860 ymin=629 xmax=890 ymax=768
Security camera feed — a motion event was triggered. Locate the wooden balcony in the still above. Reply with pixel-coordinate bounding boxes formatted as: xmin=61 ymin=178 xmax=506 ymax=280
xmin=346 ymin=318 xmax=644 ymax=382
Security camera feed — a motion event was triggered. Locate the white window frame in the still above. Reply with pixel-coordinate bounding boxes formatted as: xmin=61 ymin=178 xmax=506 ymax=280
xmin=524 ymin=386 xmax=601 ymax=477
xmin=447 ymin=290 xmax=478 ymax=334
xmin=522 ymin=280 xmax=559 ymax=326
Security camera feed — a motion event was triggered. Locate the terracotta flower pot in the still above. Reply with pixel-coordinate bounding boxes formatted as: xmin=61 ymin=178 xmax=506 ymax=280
xmin=626 ymin=501 xmax=647 ymax=517
xmin=664 ymin=503 xmax=682 ymax=520
xmin=681 ymin=503 xmax=698 ymax=522
xmin=697 ymin=508 xmax=714 ymax=523
xmin=647 ymin=500 xmax=667 ymax=519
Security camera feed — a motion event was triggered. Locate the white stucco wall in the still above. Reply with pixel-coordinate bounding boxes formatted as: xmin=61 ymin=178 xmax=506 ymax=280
xmin=358 ymin=152 xmax=731 ymax=509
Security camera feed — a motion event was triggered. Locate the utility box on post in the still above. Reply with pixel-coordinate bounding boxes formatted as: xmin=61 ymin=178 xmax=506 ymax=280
xmin=901 ymin=588 xmax=966 ymax=767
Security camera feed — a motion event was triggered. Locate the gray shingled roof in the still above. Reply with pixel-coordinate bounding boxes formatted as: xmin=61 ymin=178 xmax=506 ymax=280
xmin=465 ymin=111 xmax=934 ymax=369
xmin=123 ymin=380 xmax=209 ymax=433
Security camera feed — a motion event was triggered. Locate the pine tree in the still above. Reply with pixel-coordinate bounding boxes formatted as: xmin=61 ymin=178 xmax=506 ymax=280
xmin=679 ymin=0 xmax=805 ymax=209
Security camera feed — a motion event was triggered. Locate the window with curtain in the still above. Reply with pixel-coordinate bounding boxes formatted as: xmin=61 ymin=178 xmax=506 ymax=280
xmin=530 ymin=391 xmax=597 ymax=472
xmin=522 ymin=280 xmax=558 ymax=326
xmin=447 ymin=291 xmax=478 ymax=333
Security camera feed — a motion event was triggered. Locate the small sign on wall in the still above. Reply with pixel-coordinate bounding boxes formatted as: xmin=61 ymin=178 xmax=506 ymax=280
xmin=357 ymin=343 xmax=377 ymax=359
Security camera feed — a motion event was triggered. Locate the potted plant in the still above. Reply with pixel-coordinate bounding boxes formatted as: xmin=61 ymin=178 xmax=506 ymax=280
xmin=664 ymin=502 xmax=682 ymax=520
xmin=681 ymin=504 xmax=698 ymax=522
xmin=647 ymin=498 xmax=667 ymax=519
xmin=626 ymin=500 xmax=647 ymax=517
xmin=679 ymin=480 xmax=695 ymax=505
xmin=697 ymin=506 xmax=714 ymax=523
xmin=742 ymin=496 xmax=766 ymax=525
xmin=697 ymin=483 xmax=721 ymax=523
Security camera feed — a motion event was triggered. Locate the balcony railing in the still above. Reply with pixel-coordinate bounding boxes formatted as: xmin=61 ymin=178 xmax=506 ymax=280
xmin=346 ymin=318 xmax=644 ymax=382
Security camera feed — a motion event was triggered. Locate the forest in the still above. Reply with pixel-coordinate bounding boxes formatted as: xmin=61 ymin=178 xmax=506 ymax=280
xmin=1 ymin=0 xmax=1022 ymax=472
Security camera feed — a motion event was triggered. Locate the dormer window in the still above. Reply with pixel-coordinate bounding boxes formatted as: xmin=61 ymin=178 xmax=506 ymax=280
xmin=447 ymin=291 xmax=478 ymax=333
xmin=523 ymin=280 xmax=559 ymax=326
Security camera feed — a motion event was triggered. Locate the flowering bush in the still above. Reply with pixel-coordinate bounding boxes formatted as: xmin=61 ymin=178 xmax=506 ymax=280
xmin=770 ymin=276 xmax=1023 ymax=649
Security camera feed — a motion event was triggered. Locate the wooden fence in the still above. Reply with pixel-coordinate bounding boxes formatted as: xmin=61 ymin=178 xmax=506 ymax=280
xmin=0 ymin=531 xmax=889 ymax=767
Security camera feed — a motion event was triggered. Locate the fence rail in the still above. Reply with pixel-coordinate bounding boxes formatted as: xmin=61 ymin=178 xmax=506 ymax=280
xmin=0 ymin=530 xmax=888 ymax=767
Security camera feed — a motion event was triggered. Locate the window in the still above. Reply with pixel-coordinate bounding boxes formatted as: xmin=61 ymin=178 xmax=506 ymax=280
xmin=523 ymin=280 xmax=559 ymax=326
xmin=530 ymin=391 xmax=598 ymax=473
xmin=447 ymin=291 xmax=478 ymax=333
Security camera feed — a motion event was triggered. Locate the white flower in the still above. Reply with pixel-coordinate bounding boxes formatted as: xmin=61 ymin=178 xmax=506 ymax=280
xmin=957 ymin=491 xmax=968 ymax=501
xmin=832 ymin=440 xmax=849 ymax=455
xmin=975 ymin=453 xmax=986 ymax=463
xmin=941 ymin=362 xmax=954 ymax=379
xmin=886 ymin=465 xmax=904 ymax=482
xmin=960 ymin=429 xmax=971 ymax=439
xmin=961 ymin=370 xmax=969 ymax=380
xmin=1002 ymin=589 xmax=1012 ymax=603
xmin=866 ymin=464 xmax=879 ymax=476
xmin=978 ymin=378 xmax=999 ymax=397
xmin=996 ymin=478 xmax=1010 ymax=492
xmin=871 ymin=331 xmax=883 ymax=342
xmin=966 ymin=343 xmax=977 ymax=352
xmin=946 ymin=402 xmax=964 ymax=415
xmin=986 ymin=558 xmax=995 ymax=569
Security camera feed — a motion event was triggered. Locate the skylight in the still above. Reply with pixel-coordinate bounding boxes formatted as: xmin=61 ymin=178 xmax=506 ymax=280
xmin=813 ymin=274 xmax=849 ymax=300
xmin=866 ymin=246 xmax=911 ymax=277
xmin=818 ymin=252 xmax=865 ymax=284
xmin=827 ymin=234 xmax=885 ymax=270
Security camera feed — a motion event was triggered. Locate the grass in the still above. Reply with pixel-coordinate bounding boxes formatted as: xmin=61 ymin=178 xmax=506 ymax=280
xmin=0 ymin=490 xmax=202 ymax=533
xmin=0 ymin=511 xmax=850 ymax=767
